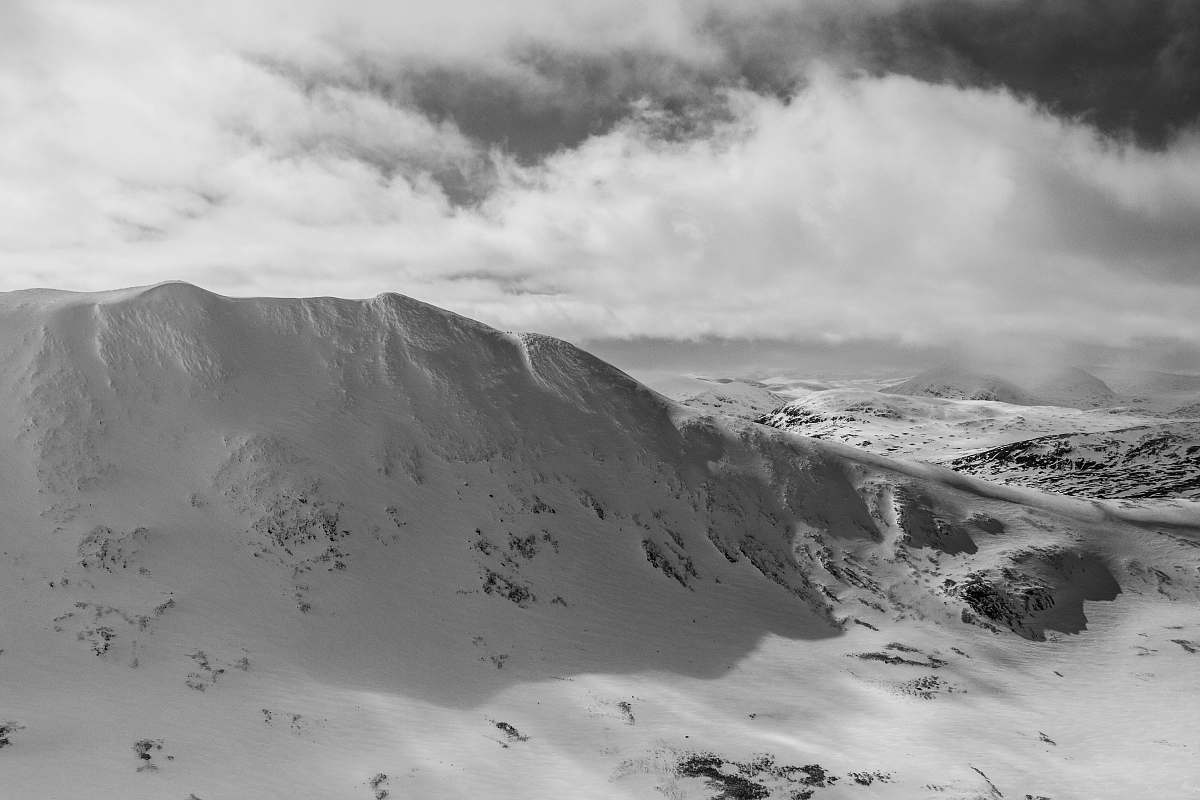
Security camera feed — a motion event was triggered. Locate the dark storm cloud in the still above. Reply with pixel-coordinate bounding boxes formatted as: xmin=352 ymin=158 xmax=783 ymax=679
xmin=251 ymin=0 xmax=1199 ymax=178
xmin=403 ymin=47 xmax=731 ymax=163
xmin=246 ymin=42 xmax=750 ymax=206
xmin=854 ymin=0 xmax=1200 ymax=147
xmin=254 ymin=44 xmax=740 ymax=177
xmin=250 ymin=13 xmax=802 ymax=171
xmin=704 ymin=0 xmax=1200 ymax=147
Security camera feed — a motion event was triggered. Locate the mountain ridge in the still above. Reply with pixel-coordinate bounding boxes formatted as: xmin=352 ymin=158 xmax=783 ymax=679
xmin=0 ymin=283 xmax=1196 ymax=798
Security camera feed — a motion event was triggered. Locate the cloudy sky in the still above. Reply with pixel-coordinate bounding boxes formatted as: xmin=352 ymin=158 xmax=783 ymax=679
xmin=2 ymin=0 xmax=1199 ymax=374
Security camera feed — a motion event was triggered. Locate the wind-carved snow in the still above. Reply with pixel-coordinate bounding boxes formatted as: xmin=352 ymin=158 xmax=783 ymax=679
xmin=0 ymin=283 xmax=1195 ymax=799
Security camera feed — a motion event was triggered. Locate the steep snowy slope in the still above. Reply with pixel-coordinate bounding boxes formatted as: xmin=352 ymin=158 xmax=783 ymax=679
xmin=946 ymin=422 xmax=1200 ymax=499
xmin=0 ymin=284 xmax=1197 ymax=800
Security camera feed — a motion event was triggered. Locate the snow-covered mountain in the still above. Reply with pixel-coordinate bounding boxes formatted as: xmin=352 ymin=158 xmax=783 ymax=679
xmin=946 ymin=422 xmax=1200 ymax=499
xmin=884 ymin=365 xmax=1118 ymax=410
xmin=1089 ymin=366 xmax=1200 ymax=412
xmin=1 ymin=284 xmax=1198 ymax=799
xmin=1091 ymin=366 xmax=1200 ymax=396
xmin=1025 ymin=366 xmax=1116 ymax=409
xmin=884 ymin=366 xmax=1038 ymax=405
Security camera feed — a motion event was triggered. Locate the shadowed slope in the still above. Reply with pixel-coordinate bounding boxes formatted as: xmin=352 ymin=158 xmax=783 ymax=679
xmin=2 ymin=284 xmax=849 ymax=708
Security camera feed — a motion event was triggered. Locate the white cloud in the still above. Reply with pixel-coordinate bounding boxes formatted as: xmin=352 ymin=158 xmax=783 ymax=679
xmin=460 ymin=73 xmax=1200 ymax=349
xmin=0 ymin=1 xmax=1198 ymax=361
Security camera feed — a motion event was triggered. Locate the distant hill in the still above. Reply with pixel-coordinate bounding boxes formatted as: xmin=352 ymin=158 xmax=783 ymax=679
xmin=1088 ymin=366 xmax=1200 ymax=412
xmin=1091 ymin=367 xmax=1200 ymax=396
xmin=886 ymin=365 xmax=1117 ymax=409
xmin=946 ymin=422 xmax=1200 ymax=499
xmin=1170 ymin=400 xmax=1200 ymax=417
xmin=1026 ymin=366 xmax=1116 ymax=408
xmin=756 ymin=386 xmax=1161 ymax=461
xmin=885 ymin=366 xmax=1038 ymax=405
xmin=669 ymin=377 xmax=790 ymax=422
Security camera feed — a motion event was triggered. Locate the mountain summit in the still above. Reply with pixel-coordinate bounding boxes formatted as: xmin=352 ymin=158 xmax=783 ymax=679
xmin=0 ymin=284 xmax=1196 ymax=799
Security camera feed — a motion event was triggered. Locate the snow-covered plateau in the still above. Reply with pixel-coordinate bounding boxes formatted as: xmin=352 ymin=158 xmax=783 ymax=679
xmin=1 ymin=284 xmax=1197 ymax=799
